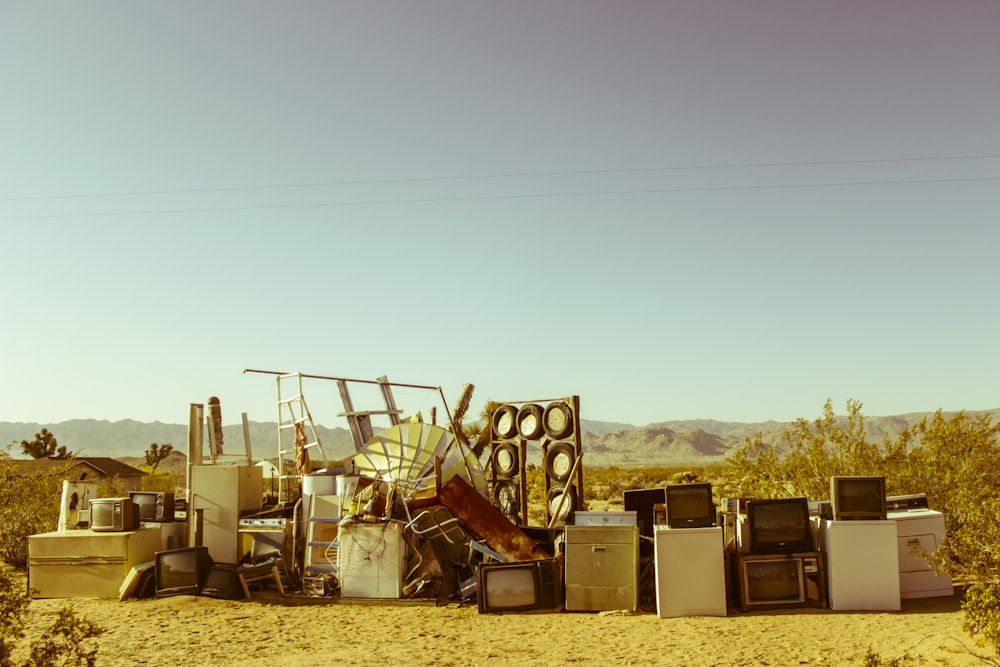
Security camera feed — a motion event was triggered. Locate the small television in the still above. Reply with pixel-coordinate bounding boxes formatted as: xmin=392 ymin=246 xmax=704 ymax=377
xmin=830 ymin=476 xmax=887 ymax=521
xmin=664 ymin=483 xmax=717 ymax=529
xmin=476 ymin=558 xmax=564 ymax=614
xmin=746 ymin=498 xmax=813 ymax=554
xmin=200 ymin=563 xmax=242 ymax=600
xmin=128 ymin=491 xmax=176 ymax=522
xmin=155 ymin=546 xmax=213 ymax=598
xmin=89 ymin=497 xmax=140 ymax=532
xmin=741 ymin=557 xmax=806 ymax=608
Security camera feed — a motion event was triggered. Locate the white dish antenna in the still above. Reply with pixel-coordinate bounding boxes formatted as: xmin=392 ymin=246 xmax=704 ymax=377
xmin=352 ymin=421 xmax=486 ymax=503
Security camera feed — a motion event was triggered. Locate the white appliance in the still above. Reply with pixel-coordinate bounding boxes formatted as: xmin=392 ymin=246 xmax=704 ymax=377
xmin=820 ymin=519 xmax=900 ymax=611
xmin=888 ymin=509 xmax=953 ymax=598
xmin=338 ymin=521 xmax=406 ymax=598
xmin=190 ymin=465 xmax=263 ymax=563
xmin=28 ymin=528 xmax=161 ymax=598
xmin=653 ymin=525 xmax=727 ymax=617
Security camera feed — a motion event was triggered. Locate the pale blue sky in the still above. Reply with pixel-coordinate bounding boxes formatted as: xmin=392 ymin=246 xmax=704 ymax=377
xmin=2 ymin=2 xmax=998 ymax=429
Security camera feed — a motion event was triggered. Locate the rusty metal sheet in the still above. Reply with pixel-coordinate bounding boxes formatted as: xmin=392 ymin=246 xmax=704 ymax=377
xmin=438 ymin=475 xmax=549 ymax=562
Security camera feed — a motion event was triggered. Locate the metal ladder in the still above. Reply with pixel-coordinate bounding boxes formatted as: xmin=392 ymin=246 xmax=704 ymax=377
xmin=276 ymin=373 xmax=329 ymax=502
xmin=337 ymin=375 xmax=403 ymax=450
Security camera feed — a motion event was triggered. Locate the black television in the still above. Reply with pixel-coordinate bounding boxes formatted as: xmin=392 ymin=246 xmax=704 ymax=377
xmin=623 ymin=487 xmax=666 ymax=538
xmin=89 ymin=497 xmax=140 ymax=532
xmin=746 ymin=498 xmax=813 ymax=554
xmin=200 ymin=563 xmax=243 ymax=600
xmin=129 ymin=491 xmax=176 ymax=522
xmin=155 ymin=546 xmax=213 ymax=598
xmin=664 ymin=483 xmax=716 ymax=529
xmin=830 ymin=476 xmax=887 ymax=521
xmin=476 ymin=558 xmax=563 ymax=614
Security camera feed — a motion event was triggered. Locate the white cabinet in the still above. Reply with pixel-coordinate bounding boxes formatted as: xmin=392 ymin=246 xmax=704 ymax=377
xmin=653 ymin=525 xmax=727 ymax=617
xmin=889 ymin=509 xmax=953 ymax=599
xmin=820 ymin=519 xmax=900 ymax=611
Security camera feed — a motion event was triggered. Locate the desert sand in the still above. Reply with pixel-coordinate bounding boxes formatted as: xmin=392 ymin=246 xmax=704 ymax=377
xmin=12 ymin=578 xmax=999 ymax=667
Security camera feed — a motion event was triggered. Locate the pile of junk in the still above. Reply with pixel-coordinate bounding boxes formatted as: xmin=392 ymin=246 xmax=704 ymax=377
xmin=194 ymin=371 xmax=586 ymax=609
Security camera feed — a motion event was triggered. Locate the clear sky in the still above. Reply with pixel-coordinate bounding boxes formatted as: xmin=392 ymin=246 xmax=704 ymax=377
xmin=2 ymin=2 xmax=999 ymax=429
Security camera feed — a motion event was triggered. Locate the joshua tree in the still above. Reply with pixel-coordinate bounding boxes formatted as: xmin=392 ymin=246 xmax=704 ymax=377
xmin=20 ymin=428 xmax=67 ymax=459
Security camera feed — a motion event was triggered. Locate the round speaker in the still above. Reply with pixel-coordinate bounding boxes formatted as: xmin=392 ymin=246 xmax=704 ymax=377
xmin=491 ymin=404 xmax=518 ymax=440
xmin=491 ymin=442 xmax=519 ymax=478
xmin=547 ymin=484 xmax=577 ymax=525
xmin=544 ymin=441 xmax=576 ymax=483
xmin=542 ymin=401 xmax=574 ymax=439
xmin=492 ymin=479 xmax=520 ymax=523
xmin=516 ymin=403 xmax=545 ymax=440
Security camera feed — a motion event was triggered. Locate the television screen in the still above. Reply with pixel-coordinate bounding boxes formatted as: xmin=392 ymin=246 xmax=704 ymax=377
xmin=129 ymin=491 xmax=175 ymax=522
xmin=200 ymin=563 xmax=242 ymax=599
xmin=743 ymin=558 xmax=805 ymax=605
xmin=624 ymin=487 xmax=666 ymax=539
xmin=89 ymin=498 xmax=140 ymax=532
xmin=665 ymin=483 xmax=716 ymax=528
xmin=830 ymin=476 xmax=887 ymax=520
xmin=477 ymin=559 xmax=563 ymax=614
xmin=155 ymin=546 xmax=212 ymax=598
xmin=747 ymin=498 xmax=813 ymax=554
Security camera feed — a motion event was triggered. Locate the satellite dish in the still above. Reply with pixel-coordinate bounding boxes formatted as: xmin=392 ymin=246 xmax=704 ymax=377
xmin=352 ymin=422 xmax=487 ymax=504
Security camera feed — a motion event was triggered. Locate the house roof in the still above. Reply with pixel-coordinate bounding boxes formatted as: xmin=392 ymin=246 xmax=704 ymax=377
xmin=12 ymin=457 xmax=146 ymax=478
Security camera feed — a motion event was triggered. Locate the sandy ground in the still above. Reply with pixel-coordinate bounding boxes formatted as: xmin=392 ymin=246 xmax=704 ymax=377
xmin=12 ymin=579 xmax=999 ymax=667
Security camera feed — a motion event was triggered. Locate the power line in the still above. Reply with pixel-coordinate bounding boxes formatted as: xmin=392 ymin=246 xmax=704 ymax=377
xmin=2 ymin=154 xmax=999 ymax=202
xmin=3 ymin=175 xmax=998 ymax=221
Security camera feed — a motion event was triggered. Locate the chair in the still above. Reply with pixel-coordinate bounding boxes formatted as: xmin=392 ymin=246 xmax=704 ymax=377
xmin=237 ymin=534 xmax=287 ymax=599
xmin=237 ymin=560 xmax=285 ymax=599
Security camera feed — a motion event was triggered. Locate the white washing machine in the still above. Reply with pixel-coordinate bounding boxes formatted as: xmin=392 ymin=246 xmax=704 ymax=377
xmin=888 ymin=509 xmax=953 ymax=599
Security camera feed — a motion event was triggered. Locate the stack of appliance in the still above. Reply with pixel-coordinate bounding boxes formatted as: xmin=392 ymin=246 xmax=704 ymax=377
xmin=653 ymin=483 xmax=727 ymax=618
xmin=28 ymin=496 xmax=160 ymax=599
xmin=819 ymin=476 xmax=900 ymax=611
xmin=129 ymin=490 xmax=186 ymax=552
xmin=733 ymin=496 xmax=826 ymax=612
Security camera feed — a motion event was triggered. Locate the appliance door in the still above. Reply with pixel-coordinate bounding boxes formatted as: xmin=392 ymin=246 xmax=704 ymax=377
xmin=28 ymin=557 xmax=128 ymax=598
xmin=565 ymin=525 xmax=638 ymax=611
xmin=339 ymin=522 xmax=405 ymax=599
xmin=28 ymin=529 xmax=161 ymax=598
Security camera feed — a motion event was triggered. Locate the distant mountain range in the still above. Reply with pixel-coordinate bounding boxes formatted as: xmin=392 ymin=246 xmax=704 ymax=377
xmin=4 ymin=409 xmax=996 ymax=467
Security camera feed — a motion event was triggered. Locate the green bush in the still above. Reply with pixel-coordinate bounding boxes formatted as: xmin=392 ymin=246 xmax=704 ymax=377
xmin=0 ymin=564 xmax=103 ymax=667
xmin=721 ymin=399 xmax=1000 ymax=654
xmin=0 ymin=447 xmax=68 ymax=568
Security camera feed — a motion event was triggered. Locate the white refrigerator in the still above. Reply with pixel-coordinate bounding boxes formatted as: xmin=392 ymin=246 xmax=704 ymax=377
xmin=190 ymin=465 xmax=263 ymax=563
xmin=821 ymin=519 xmax=900 ymax=611
xmin=653 ymin=525 xmax=727 ymax=617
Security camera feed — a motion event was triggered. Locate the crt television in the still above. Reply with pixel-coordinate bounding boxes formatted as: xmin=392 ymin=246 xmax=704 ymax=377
xmin=624 ymin=487 xmax=666 ymax=537
xmin=476 ymin=558 xmax=564 ymax=614
xmin=128 ymin=491 xmax=176 ymax=522
xmin=665 ymin=483 xmax=716 ymax=528
xmin=89 ymin=497 xmax=140 ymax=532
xmin=740 ymin=554 xmax=821 ymax=610
xmin=200 ymin=563 xmax=242 ymax=600
xmin=746 ymin=497 xmax=813 ymax=554
xmin=155 ymin=546 xmax=213 ymax=598
xmin=830 ymin=476 xmax=887 ymax=520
